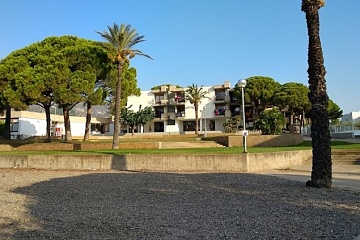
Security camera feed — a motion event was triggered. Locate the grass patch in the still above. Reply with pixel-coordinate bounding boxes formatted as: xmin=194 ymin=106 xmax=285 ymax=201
xmin=0 ymin=140 xmax=359 ymax=155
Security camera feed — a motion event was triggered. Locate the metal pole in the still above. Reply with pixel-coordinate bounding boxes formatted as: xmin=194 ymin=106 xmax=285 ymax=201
xmin=241 ymin=87 xmax=247 ymax=153
xmin=200 ymin=110 xmax=202 ymax=135
xmin=204 ymin=107 xmax=207 ymax=137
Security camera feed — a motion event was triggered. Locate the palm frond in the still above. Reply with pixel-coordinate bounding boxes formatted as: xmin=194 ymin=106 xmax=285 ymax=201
xmin=97 ymin=23 xmax=152 ymax=63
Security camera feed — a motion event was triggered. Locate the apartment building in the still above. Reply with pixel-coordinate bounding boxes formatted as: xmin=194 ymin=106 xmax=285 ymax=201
xmin=126 ymin=81 xmax=254 ymax=134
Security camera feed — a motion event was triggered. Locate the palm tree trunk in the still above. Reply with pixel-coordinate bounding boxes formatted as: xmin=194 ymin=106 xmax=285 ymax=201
xmin=83 ymin=103 xmax=92 ymax=141
xmin=303 ymin=0 xmax=332 ymax=188
xmin=112 ymin=62 xmax=123 ymax=149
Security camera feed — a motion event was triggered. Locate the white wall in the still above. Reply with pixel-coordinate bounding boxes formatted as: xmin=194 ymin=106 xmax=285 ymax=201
xmin=165 ymin=124 xmax=179 ymax=133
xmin=127 ymin=91 xmax=154 ymax=110
xmin=70 ymin=122 xmax=86 ymax=136
xmin=18 ymin=118 xmax=47 ymax=136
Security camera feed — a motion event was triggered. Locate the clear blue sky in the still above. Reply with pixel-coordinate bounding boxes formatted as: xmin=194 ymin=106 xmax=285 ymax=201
xmin=1 ymin=0 xmax=359 ymax=114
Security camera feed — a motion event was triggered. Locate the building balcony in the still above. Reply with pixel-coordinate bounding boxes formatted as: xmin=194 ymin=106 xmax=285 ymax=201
xmin=214 ymin=95 xmax=230 ymax=103
xmin=214 ymin=109 xmax=231 ymax=118
xmin=175 ymin=112 xmax=185 ymax=119
xmin=169 ymin=98 xmax=185 ymax=105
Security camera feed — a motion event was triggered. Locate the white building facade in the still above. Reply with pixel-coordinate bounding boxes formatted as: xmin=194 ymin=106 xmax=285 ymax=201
xmin=3 ymin=110 xmax=112 ymax=139
xmin=126 ymin=81 xmax=246 ymax=134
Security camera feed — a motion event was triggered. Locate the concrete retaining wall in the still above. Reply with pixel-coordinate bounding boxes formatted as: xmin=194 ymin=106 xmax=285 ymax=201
xmin=223 ymin=134 xmax=304 ymax=147
xmin=0 ymin=150 xmax=312 ymax=172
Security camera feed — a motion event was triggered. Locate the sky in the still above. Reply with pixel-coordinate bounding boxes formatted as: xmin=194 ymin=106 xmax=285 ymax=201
xmin=1 ymin=0 xmax=359 ymax=114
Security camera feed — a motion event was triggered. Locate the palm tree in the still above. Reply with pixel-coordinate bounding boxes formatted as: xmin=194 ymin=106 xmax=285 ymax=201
xmin=302 ymin=0 xmax=332 ymax=188
xmin=185 ymin=84 xmax=209 ymax=135
xmin=97 ymin=23 xmax=152 ymax=149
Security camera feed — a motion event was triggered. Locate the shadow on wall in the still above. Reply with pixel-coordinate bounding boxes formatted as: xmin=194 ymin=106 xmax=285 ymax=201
xmin=12 ymin=120 xmax=38 ymax=139
xmin=7 ymin=172 xmax=360 ymax=239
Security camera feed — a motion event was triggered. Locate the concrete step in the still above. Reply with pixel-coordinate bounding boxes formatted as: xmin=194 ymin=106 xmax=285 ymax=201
xmin=332 ymin=150 xmax=360 ymax=155
xmin=161 ymin=141 xmax=225 ymax=149
xmin=304 ymin=151 xmax=360 ymax=165
xmin=332 ymin=159 xmax=360 ymax=165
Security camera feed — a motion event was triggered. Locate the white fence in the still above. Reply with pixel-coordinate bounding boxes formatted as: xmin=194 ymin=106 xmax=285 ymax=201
xmin=302 ymin=125 xmax=360 ymax=138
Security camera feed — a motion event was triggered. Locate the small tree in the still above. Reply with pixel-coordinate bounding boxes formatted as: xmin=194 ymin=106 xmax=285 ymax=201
xmin=120 ymin=105 xmax=154 ymax=136
xmin=120 ymin=107 xmax=137 ymax=135
xmin=185 ymin=84 xmax=209 ymax=135
xmin=223 ymin=117 xmax=240 ymax=133
xmin=255 ymin=108 xmax=285 ymax=135
xmin=136 ymin=106 xmax=154 ymax=133
xmin=327 ymin=99 xmax=343 ymax=123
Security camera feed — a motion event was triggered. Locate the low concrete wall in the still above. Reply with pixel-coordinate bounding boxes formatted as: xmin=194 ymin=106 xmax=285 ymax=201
xmin=0 ymin=150 xmax=312 ymax=172
xmin=212 ymin=134 xmax=303 ymax=147
xmin=331 ymin=132 xmax=354 ymax=139
xmin=247 ymin=150 xmax=312 ymax=172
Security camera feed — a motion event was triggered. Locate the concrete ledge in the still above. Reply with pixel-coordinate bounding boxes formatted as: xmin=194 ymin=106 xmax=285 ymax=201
xmin=331 ymin=132 xmax=354 ymax=139
xmin=211 ymin=134 xmax=303 ymax=147
xmin=0 ymin=150 xmax=312 ymax=172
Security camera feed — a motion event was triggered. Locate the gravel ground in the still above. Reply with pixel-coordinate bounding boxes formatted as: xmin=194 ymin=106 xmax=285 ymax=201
xmin=0 ymin=169 xmax=359 ymax=240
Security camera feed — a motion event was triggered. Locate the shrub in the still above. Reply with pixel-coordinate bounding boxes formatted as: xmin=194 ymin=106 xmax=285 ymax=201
xmin=255 ymin=108 xmax=285 ymax=135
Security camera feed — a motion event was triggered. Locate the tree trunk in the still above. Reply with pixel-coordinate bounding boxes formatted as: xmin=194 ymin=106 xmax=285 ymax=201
xmin=44 ymin=105 xmax=51 ymax=142
xmin=112 ymin=62 xmax=123 ymax=149
xmin=63 ymin=106 xmax=72 ymax=142
xmin=302 ymin=0 xmax=332 ymax=188
xmin=83 ymin=103 xmax=92 ymax=141
xmin=195 ymin=104 xmax=199 ymax=135
xmin=299 ymin=110 xmax=304 ymax=134
xmin=4 ymin=107 xmax=11 ymax=140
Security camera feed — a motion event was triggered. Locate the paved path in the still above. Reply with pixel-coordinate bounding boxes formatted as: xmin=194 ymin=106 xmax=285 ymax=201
xmin=257 ymin=164 xmax=360 ymax=192
xmin=1 ymin=169 xmax=359 ymax=239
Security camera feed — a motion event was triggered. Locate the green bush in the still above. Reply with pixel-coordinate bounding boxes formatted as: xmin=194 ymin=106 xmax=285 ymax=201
xmin=223 ymin=117 xmax=240 ymax=133
xmin=255 ymin=108 xmax=285 ymax=135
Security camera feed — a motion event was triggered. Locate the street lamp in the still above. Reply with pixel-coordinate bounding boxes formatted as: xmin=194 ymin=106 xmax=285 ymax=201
xmin=237 ymin=79 xmax=247 ymax=153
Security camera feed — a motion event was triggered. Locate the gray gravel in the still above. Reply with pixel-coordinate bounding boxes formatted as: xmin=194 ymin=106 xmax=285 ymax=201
xmin=0 ymin=169 xmax=359 ymax=240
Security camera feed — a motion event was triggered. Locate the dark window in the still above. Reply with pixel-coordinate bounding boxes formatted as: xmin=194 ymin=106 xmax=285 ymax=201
xmin=10 ymin=119 xmax=19 ymax=132
xmin=155 ymin=94 xmax=164 ymax=103
xmin=215 ymin=91 xmax=225 ymax=101
xmin=183 ymin=121 xmax=197 ymax=131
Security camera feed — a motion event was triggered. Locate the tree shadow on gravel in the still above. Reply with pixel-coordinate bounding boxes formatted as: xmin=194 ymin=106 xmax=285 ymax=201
xmin=9 ymin=172 xmax=360 ymax=240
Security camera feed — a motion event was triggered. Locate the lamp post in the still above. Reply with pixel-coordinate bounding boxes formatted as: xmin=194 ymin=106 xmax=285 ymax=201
xmin=204 ymin=106 xmax=207 ymax=137
xmin=238 ymin=79 xmax=247 ymax=153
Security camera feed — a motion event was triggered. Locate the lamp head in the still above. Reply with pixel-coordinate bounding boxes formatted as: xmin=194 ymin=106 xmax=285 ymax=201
xmin=237 ymin=79 xmax=247 ymax=88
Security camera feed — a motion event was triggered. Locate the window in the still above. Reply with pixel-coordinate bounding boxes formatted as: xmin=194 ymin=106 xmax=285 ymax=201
xmin=168 ymin=105 xmax=175 ymax=113
xmin=214 ymin=105 xmax=226 ymax=115
xmin=154 ymin=122 xmax=164 ymax=132
xmin=183 ymin=121 xmax=197 ymax=131
xmin=215 ymin=91 xmax=225 ymax=101
xmin=155 ymin=94 xmax=164 ymax=103
xmin=154 ymin=107 xmax=164 ymax=118
xmin=10 ymin=118 xmax=19 ymax=132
